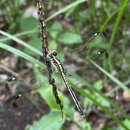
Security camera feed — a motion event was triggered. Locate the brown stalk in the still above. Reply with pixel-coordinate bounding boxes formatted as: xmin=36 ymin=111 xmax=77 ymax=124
xmin=35 ymin=0 xmax=63 ymax=118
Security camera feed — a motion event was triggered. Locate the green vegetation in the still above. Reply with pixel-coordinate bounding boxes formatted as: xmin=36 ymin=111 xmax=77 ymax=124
xmin=0 ymin=0 xmax=130 ymax=130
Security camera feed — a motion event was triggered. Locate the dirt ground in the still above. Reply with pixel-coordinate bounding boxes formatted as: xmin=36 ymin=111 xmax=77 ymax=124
xmin=0 ymin=84 xmax=49 ymax=130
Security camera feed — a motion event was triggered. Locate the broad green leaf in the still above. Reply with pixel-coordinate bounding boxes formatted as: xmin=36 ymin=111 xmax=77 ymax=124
xmin=24 ymin=36 xmax=42 ymax=55
xmin=93 ymin=80 xmax=110 ymax=107
xmin=49 ymin=21 xmax=63 ymax=39
xmin=50 ymin=30 xmax=59 ymax=39
xmin=57 ymin=32 xmax=82 ymax=44
xmin=20 ymin=17 xmax=38 ymax=32
xmin=80 ymin=120 xmax=91 ymax=130
xmin=85 ymin=81 xmax=110 ymax=107
xmin=49 ymin=21 xmax=63 ymax=31
xmin=63 ymin=97 xmax=74 ymax=119
xmin=93 ymin=80 xmax=103 ymax=90
xmin=56 ymin=50 xmax=64 ymax=63
xmin=38 ymin=87 xmax=64 ymax=111
xmin=48 ymin=40 xmax=57 ymax=50
xmin=79 ymin=8 xmax=93 ymax=22
xmin=26 ymin=111 xmax=65 ymax=130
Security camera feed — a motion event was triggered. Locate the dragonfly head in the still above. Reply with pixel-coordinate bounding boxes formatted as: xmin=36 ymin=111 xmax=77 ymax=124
xmin=48 ymin=50 xmax=57 ymax=56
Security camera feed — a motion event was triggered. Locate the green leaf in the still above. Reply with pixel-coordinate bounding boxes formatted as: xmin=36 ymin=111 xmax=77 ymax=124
xmin=93 ymin=80 xmax=103 ymax=90
xmin=48 ymin=40 xmax=57 ymax=50
xmin=20 ymin=17 xmax=38 ymax=32
xmin=24 ymin=36 xmax=42 ymax=55
xmin=50 ymin=30 xmax=59 ymax=39
xmin=93 ymin=80 xmax=110 ymax=107
xmin=57 ymin=32 xmax=82 ymax=44
xmin=49 ymin=21 xmax=63 ymax=39
xmin=79 ymin=8 xmax=93 ymax=22
xmin=56 ymin=50 xmax=64 ymax=63
xmin=38 ymin=87 xmax=64 ymax=111
xmin=63 ymin=97 xmax=75 ymax=119
xmin=26 ymin=111 xmax=65 ymax=130
xmin=50 ymin=21 xmax=63 ymax=31
xmin=80 ymin=120 xmax=91 ymax=130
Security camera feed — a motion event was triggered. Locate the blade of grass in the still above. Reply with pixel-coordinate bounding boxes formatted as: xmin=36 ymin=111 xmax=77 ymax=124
xmin=109 ymin=0 xmax=128 ymax=52
xmin=90 ymin=0 xmax=96 ymax=17
xmin=100 ymin=7 xmax=121 ymax=32
xmin=88 ymin=58 xmax=130 ymax=92
xmin=106 ymin=78 xmax=130 ymax=96
xmin=0 ymin=27 xmax=38 ymax=42
xmin=100 ymin=0 xmax=128 ymax=71
xmin=0 ymin=30 xmax=42 ymax=56
xmin=46 ymin=0 xmax=86 ymax=22
xmin=0 ymin=42 xmax=45 ymax=69
xmin=107 ymin=0 xmax=111 ymax=10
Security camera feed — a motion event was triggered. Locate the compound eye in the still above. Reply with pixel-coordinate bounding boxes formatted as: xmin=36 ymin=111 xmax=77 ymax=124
xmin=53 ymin=51 xmax=57 ymax=56
xmin=46 ymin=55 xmax=51 ymax=61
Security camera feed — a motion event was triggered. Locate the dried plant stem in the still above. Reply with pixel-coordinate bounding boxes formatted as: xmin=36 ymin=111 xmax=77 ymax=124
xmin=35 ymin=0 xmax=63 ymax=118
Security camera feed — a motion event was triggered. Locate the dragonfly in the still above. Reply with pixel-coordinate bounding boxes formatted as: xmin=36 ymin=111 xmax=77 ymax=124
xmin=47 ymin=50 xmax=84 ymax=116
